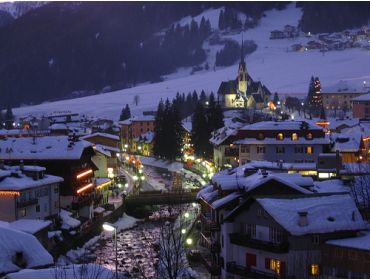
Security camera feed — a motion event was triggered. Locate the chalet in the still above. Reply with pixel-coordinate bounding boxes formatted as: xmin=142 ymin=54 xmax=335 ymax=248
xmin=132 ymin=131 xmax=154 ymax=156
xmin=221 ymin=193 xmax=365 ymax=278
xmin=0 ymin=165 xmax=63 ymax=222
xmin=323 ymin=231 xmax=370 ymax=278
xmin=352 ymin=93 xmax=370 ymax=118
xmin=0 ymin=135 xmax=97 ymax=218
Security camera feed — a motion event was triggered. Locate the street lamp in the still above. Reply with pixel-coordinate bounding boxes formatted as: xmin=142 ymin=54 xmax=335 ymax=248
xmin=102 ymin=222 xmax=118 ymax=279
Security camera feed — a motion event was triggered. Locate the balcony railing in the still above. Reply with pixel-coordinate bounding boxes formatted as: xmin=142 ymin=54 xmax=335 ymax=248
xmin=17 ymin=198 xmax=38 ymax=208
xmin=230 ymin=233 xmax=289 ymax=253
xmin=200 ymin=232 xmax=220 ymax=253
xmin=72 ymin=196 xmax=93 ymax=210
xmin=200 ymin=213 xmax=220 ymax=231
xmin=226 ymin=262 xmax=277 ymax=278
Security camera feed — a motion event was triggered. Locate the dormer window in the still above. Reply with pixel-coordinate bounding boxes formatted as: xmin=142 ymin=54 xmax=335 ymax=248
xmin=306 ymin=133 xmax=313 ymax=140
xmin=276 ymin=133 xmax=284 ymax=140
xmin=257 ymin=132 xmax=265 ymax=140
xmin=291 ymin=133 xmax=298 ymax=141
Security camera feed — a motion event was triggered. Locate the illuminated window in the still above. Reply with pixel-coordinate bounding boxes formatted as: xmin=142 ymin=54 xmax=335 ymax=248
xmin=306 ymin=146 xmax=313 ymax=154
xmin=19 ymin=208 xmax=26 ymax=217
xmin=306 ymin=133 xmax=313 ymax=140
xmin=310 ymin=264 xmax=319 ymax=276
xmin=270 ymin=259 xmax=281 ymax=275
xmin=276 ymin=133 xmax=284 ymax=140
xmin=291 ymin=133 xmax=298 ymax=141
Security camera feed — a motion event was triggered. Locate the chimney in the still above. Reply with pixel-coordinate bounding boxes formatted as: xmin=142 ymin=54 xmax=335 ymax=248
xmin=298 ymin=211 xmax=308 ymax=227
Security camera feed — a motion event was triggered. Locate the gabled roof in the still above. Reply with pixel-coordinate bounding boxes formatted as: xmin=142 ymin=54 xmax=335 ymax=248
xmin=257 ymin=194 xmax=365 ymax=235
xmin=81 ymin=132 xmax=119 ymax=141
xmin=217 ymin=80 xmax=237 ymax=95
xmin=0 ymin=136 xmax=93 ymax=161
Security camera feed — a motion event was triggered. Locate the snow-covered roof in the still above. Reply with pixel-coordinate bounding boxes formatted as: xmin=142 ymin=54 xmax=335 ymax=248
xmin=5 ymin=264 xmax=115 ymax=279
xmin=0 ymin=173 xmax=63 ymax=191
xmin=240 ymin=120 xmax=323 ymax=131
xmin=211 ymin=192 xmax=242 ymax=209
xmin=60 ymin=209 xmax=81 ymax=230
xmin=322 ymin=79 xmax=370 ymax=94
xmin=243 ymin=160 xmax=316 ymax=171
xmin=331 ymin=133 xmax=361 ymax=153
xmin=9 ymin=220 xmax=51 ymax=235
xmin=326 ymin=231 xmax=370 ymax=251
xmin=352 ymin=92 xmax=370 ymax=102
xmin=327 ymin=118 xmax=359 ymax=131
xmin=0 ymin=136 xmax=93 ymax=160
xmin=257 ymin=194 xmax=365 ymax=235
xmin=0 ymin=223 xmax=53 ymax=274
xmin=93 ymin=144 xmax=119 ymax=157
xmin=139 ymin=156 xmax=183 ymax=172
xmin=134 ymin=131 xmax=154 ymax=143
xmin=81 ymin=132 xmax=119 ymax=141
xmin=119 ymin=115 xmax=155 ymax=125
xmin=181 ymin=120 xmax=192 ymax=133
xmin=48 ymin=123 xmax=68 ymax=130
xmin=341 ymin=121 xmax=370 ymax=137
xmin=313 ymin=179 xmax=349 ymax=193
xmin=235 ymin=137 xmax=330 ymax=145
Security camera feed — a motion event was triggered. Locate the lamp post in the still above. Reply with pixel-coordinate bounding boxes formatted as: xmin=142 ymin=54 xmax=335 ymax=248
xmin=102 ymin=222 xmax=118 ymax=279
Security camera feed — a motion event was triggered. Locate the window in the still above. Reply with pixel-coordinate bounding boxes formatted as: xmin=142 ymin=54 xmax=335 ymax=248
xmin=257 ymin=208 xmax=262 ymax=217
xmin=246 ymin=224 xmax=256 ymax=238
xmin=276 ymin=146 xmax=285 ymax=154
xmin=276 ymin=133 xmax=284 ymax=140
xmin=20 ymin=208 xmax=26 ymax=217
xmin=246 ymin=253 xmax=257 ymax=267
xmin=54 ymin=186 xmax=59 ymax=193
xmin=310 ymin=264 xmax=319 ymax=276
xmin=306 ymin=133 xmax=313 ymax=140
xmin=306 ymin=146 xmax=313 ymax=154
xmin=266 ymin=258 xmax=281 ymax=275
xmin=295 ymin=147 xmax=304 ymax=153
xmin=257 ymin=132 xmax=265 ymax=140
xmin=312 ymin=235 xmax=320 ymax=244
xmin=54 ymin=201 xmax=59 ymax=209
xmin=291 ymin=133 xmax=298 ymax=141
xmin=269 ymin=227 xmax=282 ymax=243
xmin=257 ymin=146 xmax=265 ymax=154
xmin=36 ymin=205 xmax=40 ymax=212
xmin=241 ymin=145 xmax=250 ymax=153
xmin=222 ymin=234 xmax=224 ymax=248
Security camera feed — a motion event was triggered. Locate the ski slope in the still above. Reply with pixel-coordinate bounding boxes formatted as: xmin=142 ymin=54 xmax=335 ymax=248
xmin=13 ymin=3 xmax=370 ymax=120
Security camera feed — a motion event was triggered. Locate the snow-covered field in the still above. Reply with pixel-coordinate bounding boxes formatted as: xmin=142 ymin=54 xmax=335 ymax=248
xmin=13 ymin=3 xmax=370 ymax=120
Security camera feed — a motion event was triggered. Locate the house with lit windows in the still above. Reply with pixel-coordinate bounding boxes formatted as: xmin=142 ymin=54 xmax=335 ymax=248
xmin=119 ymin=115 xmax=155 ymax=153
xmin=0 ymin=135 xmax=98 ymax=218
xmin=234 ymin=120 xmax=330 ymax=165
xmin=0 ymin=165 xmax=63 ymax=222
xmin=220 ymin=193 xmax=366 ymax=279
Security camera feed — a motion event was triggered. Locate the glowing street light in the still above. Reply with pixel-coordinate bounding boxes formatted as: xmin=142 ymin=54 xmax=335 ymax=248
xmin=102 ymin=223 xmax=118 ymax=279
xmin=184 ymin=212 xmax=190 ymax=218
xmin=181 ymin=229 xmax=186 ymax=234
xmin=186 ymin=238 xmax=193 ymax=245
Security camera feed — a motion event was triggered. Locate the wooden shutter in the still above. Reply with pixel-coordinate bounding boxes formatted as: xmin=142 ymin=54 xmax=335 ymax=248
xmin=265 ymin=258 xmax=270 ymax=269
xmin=246 ymin=253 xmax=256 ymax=267
xmin=280 ymin=261 xmax=286 ymax=278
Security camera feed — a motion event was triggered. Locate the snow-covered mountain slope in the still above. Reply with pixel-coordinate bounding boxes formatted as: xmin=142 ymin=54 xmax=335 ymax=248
xmin=0 ymin=1 xmax=46 ymax=19
xmin=13 ymin=3 xmax=370 ymax=120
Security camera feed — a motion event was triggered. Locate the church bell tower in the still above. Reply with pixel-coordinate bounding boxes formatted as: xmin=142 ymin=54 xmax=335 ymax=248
xmin=237 ymin=37 xmax=247 ymax=97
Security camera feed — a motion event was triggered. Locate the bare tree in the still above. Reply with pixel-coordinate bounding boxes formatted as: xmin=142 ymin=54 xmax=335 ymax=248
xmin=53 ymin=263 xmax=113 ymax=279
xmin=350 ymin=171 xmax=370 ymax=220
xmin=156 ymin=220 xmax=189 ymax=279
xmin=133 ymin=95 xmax=140 ymax=106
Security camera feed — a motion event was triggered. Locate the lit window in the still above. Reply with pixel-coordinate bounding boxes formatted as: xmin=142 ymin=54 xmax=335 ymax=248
xmin=311 ymin=264 xmax=319 ymax=276
xmin=20 ymin=208 xmax=26 ymax=217
xmin=291 ymin=133 xmax=298 ymax=141
xmin=277 ymin=133 xmax=284 ymax=140
xmin=306 ymin=146 xmax=313 ymax=154
xmin=306 ymin=133 xmax=313 ymax=140
xmin=270 ymin=259 xmax=281 ymax=275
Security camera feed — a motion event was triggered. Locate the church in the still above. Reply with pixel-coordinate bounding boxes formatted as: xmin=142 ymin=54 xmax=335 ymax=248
xmin=217 ymin=42 xmax=271 ymax=110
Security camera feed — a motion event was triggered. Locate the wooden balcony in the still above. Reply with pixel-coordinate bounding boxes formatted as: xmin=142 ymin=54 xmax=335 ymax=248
xmin=200 ymin=213 xmax=220 ymax=231
xmin=230 ymin=233 xmax=289 ymax=253
xmin=200 ymin=232 xmax=220 ymax=253
xmin=72 ymin=195 xmax=93 ymax=210
xmin=226 ymin=262 xmax=277 ymax=278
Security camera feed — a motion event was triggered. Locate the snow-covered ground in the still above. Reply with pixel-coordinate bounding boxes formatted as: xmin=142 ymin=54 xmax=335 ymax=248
xmin=13 ymin=3 xmax=370 ymax=120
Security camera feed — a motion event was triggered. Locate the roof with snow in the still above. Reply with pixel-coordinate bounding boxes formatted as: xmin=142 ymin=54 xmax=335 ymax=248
xmin=322 ymin=79 xmax=370 ymax=94
xmin=119 ymin=115 xmax=155 ymax=125
xmin=0 ymin=136 xmax=93 ymax=160
xmin=331 ymin=133 xmax=362 ymax=153
xmin=211 ymin=192 xmax=243 ymax=209
xmin=327 ymin=118 xmax=359 ymax=131
xmin=326 ymin=231 xmax=370 ymax=251
xmin=134 ymin=131 xmax=154 ymax=143
xmin=240 ymin=120 xmax=323 ymax=131
xmin=9 ymin=219 xmax=51 ymax=235
xmin=312 ymin=179 xmax=349 ymax=193
xmin=210 ymin=120 xmax=244 ymax=146
xmin=257 ymin=194 xmax=365 ymax=235
xmin=235 ymin=137 xmax=330 ymax=145
xmin=0 ymin=170 xmax=63 ymax=191
xmin=352 ymin=92 xmax=370 ymax=102
xmin=80 ymin=132 xmax=120 ymax=141
xmin=0 ymin=223 xmax=53 ymax=274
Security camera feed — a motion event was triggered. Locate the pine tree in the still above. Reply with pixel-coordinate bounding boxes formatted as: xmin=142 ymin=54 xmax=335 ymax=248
xmin=207 ymin=92 xmax=224 ymax=133
xmin=192 ymin=102 xmax=213 ymax=159
xmin=218 ymin=10 xmax=225 ymax=30
xmin=199 ymin=90 xmax=207 ymax=105
xmin=119 ymin=104 xmax=131 ymax=121
xmin=0 ymin=110 xmax=3 ymax=129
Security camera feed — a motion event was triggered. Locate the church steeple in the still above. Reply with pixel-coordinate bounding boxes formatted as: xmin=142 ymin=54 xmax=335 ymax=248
xmin=237 ymin=33 xmax=247 ymax=96
xmin=241 ymin=34 xmax=245 ymax=64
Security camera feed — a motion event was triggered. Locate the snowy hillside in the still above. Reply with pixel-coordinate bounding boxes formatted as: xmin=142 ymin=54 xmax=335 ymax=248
xmin=0 ymin=1 xmax=47 ymax=18
xmin=13 ymin=3 xmax=370 ymax=120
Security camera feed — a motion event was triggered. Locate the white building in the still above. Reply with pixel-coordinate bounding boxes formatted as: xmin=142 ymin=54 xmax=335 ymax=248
xmin=0 ymin=165 xmax=63 ymax=222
